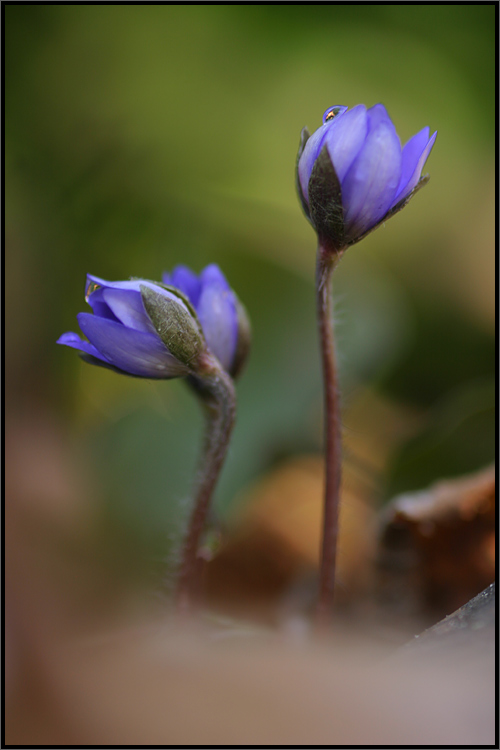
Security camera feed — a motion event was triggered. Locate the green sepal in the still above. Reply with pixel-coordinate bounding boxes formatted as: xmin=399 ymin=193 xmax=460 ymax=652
xmin=131 ymin=278 xmax=199 ymax=322
xmin=308 ymin=144 xmax=345 ymax=250
xmin=140 ymin=284 xmax=205 ymax=370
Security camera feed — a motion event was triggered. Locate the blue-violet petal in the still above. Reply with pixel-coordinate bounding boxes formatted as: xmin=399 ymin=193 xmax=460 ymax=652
xmin=342 ymin=119 xmax=402 ymax=239
xmin=56 ymin=331 xmax=111 ymax=364
xmin=196 ymin=272 xmax=237 ymax=372
xmin=166 ymin=265 xmax=202 ymax=307
xmin=392 ymin=130 xmax=437 ymax=207
xmin=77 ymin=313 xmax=188 ymax=379
xmin=324 ymin=104 xmax=368 ymax=184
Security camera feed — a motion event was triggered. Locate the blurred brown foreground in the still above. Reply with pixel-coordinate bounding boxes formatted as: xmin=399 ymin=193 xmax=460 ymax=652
xmin=5 ymin=410 xmax=495 ymax=745
xmin=5 ymin=613 xmax=494 ymax=746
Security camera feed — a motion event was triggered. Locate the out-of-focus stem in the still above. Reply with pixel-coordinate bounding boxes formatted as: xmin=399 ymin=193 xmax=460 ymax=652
xmin=315 ymin=243 xmax=343 ymax=630
xmin=175 ymin=353 xmax=236 ymax=616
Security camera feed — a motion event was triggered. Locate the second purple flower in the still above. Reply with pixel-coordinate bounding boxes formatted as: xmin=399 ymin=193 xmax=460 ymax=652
xmin=297 ymin=103 xmax=437 ymax=249
xmin=58 ymin=264 xmax=250 ymax=381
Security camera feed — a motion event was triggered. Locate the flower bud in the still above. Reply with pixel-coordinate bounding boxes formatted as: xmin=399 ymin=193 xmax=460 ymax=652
xmin=57 ymin=264 xmax=251 ymax=381
xmin=297 ymin=103 xmax=437 ymax=249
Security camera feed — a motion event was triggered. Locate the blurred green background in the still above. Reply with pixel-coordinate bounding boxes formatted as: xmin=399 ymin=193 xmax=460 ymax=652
xmin=6 ymin=5 xmax=495 ymax=583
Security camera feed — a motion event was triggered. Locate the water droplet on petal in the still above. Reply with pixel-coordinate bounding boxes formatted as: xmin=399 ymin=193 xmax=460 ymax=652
xmin=85 ymin=282 xmax=101 ymax=302
xmin=324 ymin=106 xmax=343 ymax=123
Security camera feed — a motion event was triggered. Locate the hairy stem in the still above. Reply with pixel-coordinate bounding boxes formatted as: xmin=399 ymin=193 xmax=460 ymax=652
xmin=315 ymin=243 xmax=343 ymax=629
xmin=174 ymin=352 xmax=236 ymax=615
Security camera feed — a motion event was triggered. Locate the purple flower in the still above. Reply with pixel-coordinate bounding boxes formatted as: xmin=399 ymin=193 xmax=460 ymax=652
xmin=297 ymin=104 xmax=437 ymax=248
xmin=162 ymin=264 xmax=250 ymax=377
xmin=57 ymin=264 xmax=250 ymax=379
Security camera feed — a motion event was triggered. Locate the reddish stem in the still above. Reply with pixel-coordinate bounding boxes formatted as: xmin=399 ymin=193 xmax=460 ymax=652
xmin=315 ymin=243 xmax=343 ymax=630
xmin=175 ymin=353 xmax=236 ymax=615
